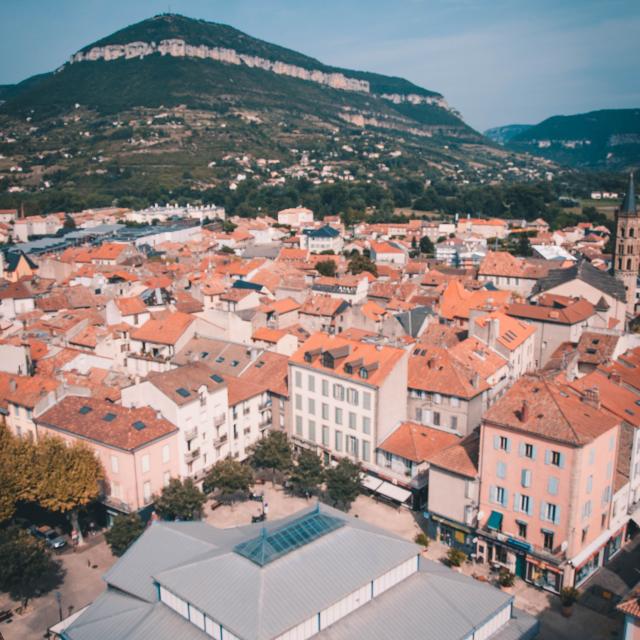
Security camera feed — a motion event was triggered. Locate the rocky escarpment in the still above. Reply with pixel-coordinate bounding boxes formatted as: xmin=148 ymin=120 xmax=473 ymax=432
xmin=67 ymin=39 xmax=455 ymax=113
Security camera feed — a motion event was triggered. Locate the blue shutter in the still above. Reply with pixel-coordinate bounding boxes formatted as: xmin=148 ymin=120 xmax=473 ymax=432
xmin=544 ymin=449 xmax=551 ymax=465
xmin=519 ymin=442 xmax=526 ymax=457
xmin=554 ymin=505 xmax=561 ymax=525
xmin=540 ymin=501 xmax=547 ymax=521
xmin=513 ymin=492 xmax=520 ymax=512
xmin=497 ymin=461 xmax=506 ymax=479
xmin=494 ymin=435 xmax=500 ymax=450
xmin=531 ymin=445 xmax=537 ymax=461
xmin=558 ymin=453 xmax=565 ymax=469
xmin=506 ymin=438 xmax=512 ymax=453
xmin=548 ymin=477 xmax=558 ymax=496
xmin=490 ymin=485 xmax=497 ymax=503
xmin=521 ymin=469 xmax=531 ymax=488
xmin=527 ymin=497 xmax=534 ymax=516
xmin=502 ymin=489 xmax=509 ymax=507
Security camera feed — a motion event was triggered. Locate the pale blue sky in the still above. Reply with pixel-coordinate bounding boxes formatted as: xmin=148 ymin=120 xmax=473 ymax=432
xmin=1 ymin=0 xmax=638 ymax=130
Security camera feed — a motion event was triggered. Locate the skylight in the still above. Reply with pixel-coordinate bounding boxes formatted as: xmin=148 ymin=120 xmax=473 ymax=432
xmin=176 ymin=387 xmax=191 ymax=398
xmin=210 ymin=374 xmax=224 ymax=383
xmin=79 ymin=405 xmax=92 ymax=415
xmin=102 ymin=412 xmax=116 ymax=422
xmin=132 ymin=421 xmax=146 ymax=430
xmin=234 ymin=509 xmax=344 ymax=567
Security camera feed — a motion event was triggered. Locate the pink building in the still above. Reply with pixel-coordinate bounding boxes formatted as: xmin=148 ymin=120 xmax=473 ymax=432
xmin=477 ymin=375 xmax=622 ymax=592
xmin=36 ymin=396 xmax=179 ymax=524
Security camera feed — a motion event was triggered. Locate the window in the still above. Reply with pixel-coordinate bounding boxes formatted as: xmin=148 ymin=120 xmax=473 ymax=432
xmin=542 ymin=530 xmax=554 ymax=551
xmin=295 ymin=370 xmax=302 ymax=387
xmin=543 ymin=502 xmax=559 ymax=524
xmin=451 ymin=397 xmax=460 ymax=408
xmin=497 ymin=461 xmax=507 ymax=479
xmin=335 ymin=430 xmax=343 ymax=452
xmin=523 ymin=443 xmax=536 ymax=459
xmin=415 ymin=407 xmax=423 ymax=422
xmin=521 ymin=469 xmax=531 ymax=488
xmin=548 ymin=476 xmax=559 ymax=496
xmin=163 ymin=471 xmax=170 ymax=487
xmin=362 ymin=441 xmax=371 ymax=462
xmin=333 ymin=384 xmax=344 ymax=401
xmin=322 ymin=425 xmax=329 ymax=447
xmin=347 ymin=388 xmax=359 ymax=406
xmin=433 ymin=393 xmax=441 ymax=404
xmin=363 ymin=392 xmax=371 ymax=410
xmin=588 ymin=448 xmax=595 ymax=465
xmin=335 ymin=407 xmax=343 ymax=425
xmin=465 ymin=480 xmax=473 ymax=499
xmin=450 ymin=416 xmax=458 ymax=431
xmin=308 ymin=420 xmax=316 ymax=443
xmin=162 ymin=444 xmax=170 ymax=464
xmin=347 ymin=435 xmax=358 ymax=457
xmin=602 ymin=485 xmax=611 ymax=505
xmin=547 ymin=450 xmax=564 ymax=467
xmin=362 ymin=416 xmax=371 ymax=435
xmin=520 ymin=494 xmax=531 ymax=514
xmin=308 ymin=375 xmax=315 ymax=392
xmin=586 ymin=475 xmax=593 ymax=494
xmin=581 ymin=527 xmax=589 ymax=544
xmin=295 ymin=394 xmax=302 ymax=410
xmin=495 ymin=486 xmax=507 ymax=506
xmin=433 ymin=412 xmax=441 ymax=427
xmin=322 ymin=379 xmax=329 ymax=397
xmin=295 ymin=415 xmax=302 ymax=436
xmin=111 ymin=482 xmax=120 ymax=499
xmin=308 ymin=398 xmax=316 ymax=415
xmin=582 ymin=500 xmax=592 ymax=519
xmin=143 ymin=481 xmax=152 ymax=502
xmin=601 ymin=513 xmax=607 ymax=530
xmin=495 ymin=435 xmax=511 ymax=452
xmin=348 ymin=412 xmax=356 ymax=430
xmin=111 ymin=455 xmax=119 ymax=473
xmin=322 ymin=403 xmax=329 ymax=420
xmin=517 ymin=521 xmax=527 ymax=539
xmin=141 ymin=454 xmax=150 ymax=473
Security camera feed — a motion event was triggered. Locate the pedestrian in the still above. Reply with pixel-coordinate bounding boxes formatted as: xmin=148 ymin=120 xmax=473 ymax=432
xmin=263 ymin=502 xmax=269 ymax=517
xmin=87 ymin=558 xmax=91 ymax=568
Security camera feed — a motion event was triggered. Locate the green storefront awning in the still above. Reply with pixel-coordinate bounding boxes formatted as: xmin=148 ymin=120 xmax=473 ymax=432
xmin=487 ymin=510 xmax=503 ymax=531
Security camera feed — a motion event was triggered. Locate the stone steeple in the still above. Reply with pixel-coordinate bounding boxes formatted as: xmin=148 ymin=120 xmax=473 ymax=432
xmin=613 ymin=172 xmax=639 ymax=315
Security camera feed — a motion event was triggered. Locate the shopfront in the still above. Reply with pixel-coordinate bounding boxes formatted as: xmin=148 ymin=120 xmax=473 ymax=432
xmin=427 ymin=513 xmax=475 ymax=556
xmin=526 ymin=557 xmax=562 ymax=593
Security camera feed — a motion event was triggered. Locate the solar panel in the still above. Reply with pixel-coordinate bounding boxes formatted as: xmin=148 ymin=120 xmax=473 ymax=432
xmin=102 ymin=412 xmax=116 ymax=422
xmin=79 ymin=405 xmax=92 ymax=415
xmin=234 ymin=508 xmax=344 ymax=566
xmin=176 ymin=387 xmax=191 ymax=398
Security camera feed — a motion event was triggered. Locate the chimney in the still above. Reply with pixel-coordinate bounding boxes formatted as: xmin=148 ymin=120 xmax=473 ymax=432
xmin=487 ymin=317 xmax=499 ymax=349
xmin=520 ymin=400 xmax=529 ymax=422
xmin=156 ymin=410 xmax=162 ymax=420
xmin=582 ymin=387 xmax=601 ymax=410
xmin=609 ymin=371 xmax=621 ymax=385
xmin=427 ymin=357 xmax=435 ymax=369
xmin=471 ymin=373 xmax=480 ymax=389
xmin=9 ymin=378 xmax=16 ymax=393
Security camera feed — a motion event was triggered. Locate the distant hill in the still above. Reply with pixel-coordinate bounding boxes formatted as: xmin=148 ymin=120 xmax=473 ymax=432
xmin=505 ymin=108 xmax=640 ymax=169
xmin=484 ymin=124 xmax=532 ymax=145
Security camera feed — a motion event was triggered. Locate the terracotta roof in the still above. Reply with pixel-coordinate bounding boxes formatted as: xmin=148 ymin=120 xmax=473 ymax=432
xmin=506 ymin=298 xmax=595 ymax=325
xmin=378 ymin=422 xmax=458 ymax=463
xmin=484 ymin=375 xmax=619 ymax=446
xmin=147 ymin=362 xmax=226 ymax=405
xmin=3 ymin=374 xmax=60 ymax=409
xmin=253 ymin=327 xmax=286 ymax=343
xmin=131 ymin=311 xmax=194 ymax=346
xmin=300 ymin=294 xmax=347 ymax=317
xmin=37 ymin=396 xmax=176 ymax=450
xmin=116 ymin=297 xmax=147 ymax=316
xmin=91 ymin=243 xmax=128 ymax=261
xmin=241 ymin=351 xmax=289 ymax=397
xmin=291 ymin=332 xmax=405 ymax=388
xmin=576 ymin=332 xmax=618 ymax=365
xmin=450 ymin=337 xmax=508 ymax=379
xmin=225 ymin=375 xmax=268 ymax=406
xmin=428 ymin=431 xmax=480 ymax=478
xmin=408 ymin=346 xmax=488 ymax=399
xmin=617 ymin=585 xmax=640 ymax=618
xmin=439 ymin=280 xmax=511 ymax=321
xmin=474 ymin=311 xmax=535 ymax=351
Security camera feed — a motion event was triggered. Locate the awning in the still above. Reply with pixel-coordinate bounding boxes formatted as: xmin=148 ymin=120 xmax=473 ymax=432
xmin=430 ymin=514 xmax=472 ymax=534
xmin=361 ymin=474 xmax=383 ymax=492
xmin=570 ymin=528 xmax=613 ymax=568
xmin=487 ymin=510 xmax=503 ymax=531
xmin=376 ymin=481 xmax=412 ymax=504
xmin=507 ymin=537 xmax=532 ymax=553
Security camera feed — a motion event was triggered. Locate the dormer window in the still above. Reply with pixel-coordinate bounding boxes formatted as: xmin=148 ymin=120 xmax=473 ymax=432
xmin=359 ymin=367 xmax=368 ymax=379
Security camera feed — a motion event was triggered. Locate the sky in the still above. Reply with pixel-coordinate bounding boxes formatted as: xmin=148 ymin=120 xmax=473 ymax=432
xmin=0 ymin=0 xmax=638 ymax=131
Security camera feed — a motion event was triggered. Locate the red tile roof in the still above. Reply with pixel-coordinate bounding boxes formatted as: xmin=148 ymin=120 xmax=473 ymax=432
xmin=378 ymin=422 xmax=459 ymax=463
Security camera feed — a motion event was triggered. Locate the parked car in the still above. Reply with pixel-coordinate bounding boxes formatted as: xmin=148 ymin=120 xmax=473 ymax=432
xmin=28 ymin=525 xmax=67 ymax=550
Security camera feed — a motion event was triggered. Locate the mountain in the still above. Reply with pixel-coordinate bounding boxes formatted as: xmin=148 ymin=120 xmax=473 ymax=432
xmin=484 ymin=124 xmax=532 ymax=145
xmin=504 ymin=108 xmax=640 ymax=169
xmin=0 ymin=14 xmax=544 ymax=213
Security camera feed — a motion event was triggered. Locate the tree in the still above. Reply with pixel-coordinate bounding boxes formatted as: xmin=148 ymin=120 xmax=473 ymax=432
xmin=249 ymin=431 xmax=293 ymax=481
xmin=289 ymin=449 xmax=324 ymax=497
xmin=63 ymin=214 xmax=76 ymax=230
xmin=222 ymin=220 xmax=237 ymax=233
xmin=154 ymin=478 xmax=206 ymax=521
xmin=0 ymin=426 xmax=37 ymax=522
xmin=0 ymin=527 xmax=62 ymax=608
xmin=316 ymin=259 xmax=337 ymax=277
xmin=419 ymin=236 xmax=434 ymax=255
xmin=516 ymin=234 xmax=533 ymax=257
xmin=446 ymin=547 xmax=467 ymax=567
xmin=203 ymin=459 xmax=254 ymax=498
xmin=325 ymin=458 xmax=361 ymax=511
xmin=105 ymin=513 xmax=145 ymax=557
xmin=347 ymin=253 xmax=377 ymax=277
xmin=35 ymin=437 xmax=104 ymax=546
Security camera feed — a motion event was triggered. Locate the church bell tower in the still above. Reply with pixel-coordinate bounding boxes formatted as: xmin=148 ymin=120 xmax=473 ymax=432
xmin=614 ymin=172 xmax=639 ymax=315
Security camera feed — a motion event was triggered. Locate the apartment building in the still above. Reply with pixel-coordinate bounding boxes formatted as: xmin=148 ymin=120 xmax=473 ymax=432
xmin=301 ymin=225 xmax=343 ymax=254
xmin=477 ymin=375 xmax=621 ymax=592
xmin=35 ymin=396 xmax=179 ymax=523
xmin=121 ymin=362 xmax=229 ymax=481
xmin=288 ymin=333 xmax=408 ymax=469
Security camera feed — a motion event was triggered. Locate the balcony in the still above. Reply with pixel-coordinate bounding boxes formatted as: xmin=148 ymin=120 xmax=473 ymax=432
xmin=214 ymin=414 xmax=226 ymax=427
xmin=214 ymin=434 xmax=228 ymax=448
xmin=259 ymin=399 xmax=272 ymax=411
xmin=259 ymin=417 xmax=271 ymax=430
xmin=184 ymin=448 xmax=201 ymax=464
xmin=184 ymin=427 xmax=198 ymax=441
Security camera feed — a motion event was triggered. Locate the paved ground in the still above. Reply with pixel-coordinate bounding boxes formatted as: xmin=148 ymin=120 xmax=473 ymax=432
xmin=0 ymin=534 xmax=116 ymax=640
